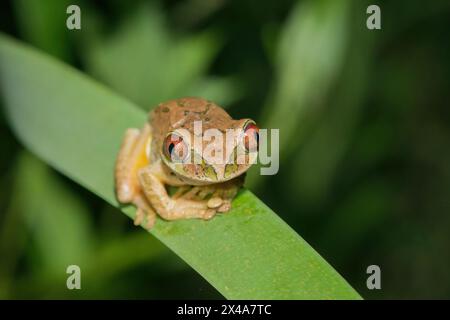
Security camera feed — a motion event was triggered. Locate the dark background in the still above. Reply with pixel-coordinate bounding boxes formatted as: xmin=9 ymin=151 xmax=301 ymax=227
xmin=1 ymin=0 xmax=450 ymax=299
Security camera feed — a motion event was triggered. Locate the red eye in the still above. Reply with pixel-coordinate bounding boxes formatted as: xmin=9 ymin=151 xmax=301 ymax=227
xmin=164 ymin=133 xmax=189 ymax=162
xmin=243 ymin=121 xmax=259 ymax=152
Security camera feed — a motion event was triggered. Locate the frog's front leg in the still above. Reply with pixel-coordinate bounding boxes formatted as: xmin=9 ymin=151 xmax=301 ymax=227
xmin=179 ymin=180 xmax=242 ymax=213
xmin=138 ymin=163 xmax=217 ymax=221
xmin=115 ymin=124 xmax=156 ymax=229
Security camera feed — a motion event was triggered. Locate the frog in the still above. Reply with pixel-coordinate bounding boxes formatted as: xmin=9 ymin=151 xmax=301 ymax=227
xmin=115 ymin=97 xmax=259 ymax=229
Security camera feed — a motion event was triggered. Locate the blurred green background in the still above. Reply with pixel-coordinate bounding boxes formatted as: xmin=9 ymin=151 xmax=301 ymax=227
xmin=1 ymin=0 xmax=450 ymax=299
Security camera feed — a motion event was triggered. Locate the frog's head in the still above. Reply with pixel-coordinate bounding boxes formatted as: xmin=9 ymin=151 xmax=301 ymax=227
xmin=160 ymin=119 xmax=259 ymax=185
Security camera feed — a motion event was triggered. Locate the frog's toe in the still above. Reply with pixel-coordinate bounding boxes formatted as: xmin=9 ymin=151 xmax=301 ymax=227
xmin=134 ymin=207 xmax=156 ymax=230
xmin=134 ymin=207 xmax=145 ymax=226
xmin=202 ymin=208 xmax=217 ymax=220
xmin=132 ymin=196 xmax=157 ymax=229
xmin=207 ymin=197 xmax=223 ymax=209
xmin=217 ymin=200 xmax=232 ymax=213
xmin=144 ymin=212 xmax=156 ymax=230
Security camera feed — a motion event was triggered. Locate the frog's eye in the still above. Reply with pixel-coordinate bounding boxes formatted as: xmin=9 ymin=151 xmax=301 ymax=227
xmin=243 ymin=121 xmax=259 ymax=152
xmin=164 ymin=133 xmax=189 ymax=162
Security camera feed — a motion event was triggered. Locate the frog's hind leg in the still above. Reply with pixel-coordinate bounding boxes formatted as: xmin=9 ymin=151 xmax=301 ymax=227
xmin=115 ymin=124 xmax=156 ymax=229
xmin=116 ymin=128 xmax=140 ymax=202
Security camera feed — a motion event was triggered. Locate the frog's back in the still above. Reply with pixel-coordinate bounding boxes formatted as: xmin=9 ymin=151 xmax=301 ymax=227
xmin=149 ymin=97 xmax=232 ymax=133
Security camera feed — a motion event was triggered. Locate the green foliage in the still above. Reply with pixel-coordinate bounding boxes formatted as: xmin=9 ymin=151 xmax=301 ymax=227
xmin=261 ymin=0 xmax=350 ymax=157
xmin=13 ymin=0 xmax=74 ymax=60
xmin=247 ymin=0 xmax=351 ymax=191
xmin=0 ymin=34 xmax=360 ymax=299
xmin=15 ymin=151 xmax=93 ymax=276
xmin=81 ymin=4 xmax=241 ymax=108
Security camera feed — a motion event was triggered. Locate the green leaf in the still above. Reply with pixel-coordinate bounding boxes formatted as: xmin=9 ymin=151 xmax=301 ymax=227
xmin=0 ymin=34 xmax=361 ymax=299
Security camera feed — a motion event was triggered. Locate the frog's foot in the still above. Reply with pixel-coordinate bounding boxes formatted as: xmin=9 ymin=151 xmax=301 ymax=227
xmin=138 ymin=166 xmax=217 ymax=221
xmin=210 ymin=189 xmax=235 ymax=213
xmin=115 ymin=124 xmax=156 ymax=229
xmin=133 ymin=195 xmax=157 ymax=230
xmin=169 ymin=198 xmax=217 ymax=220
xmin=176 ymin=184 xmax=239 ymax=213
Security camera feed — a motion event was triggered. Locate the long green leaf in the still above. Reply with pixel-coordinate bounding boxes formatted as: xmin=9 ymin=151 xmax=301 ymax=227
xmin=0 ymin=34 xmax=361 ymax=299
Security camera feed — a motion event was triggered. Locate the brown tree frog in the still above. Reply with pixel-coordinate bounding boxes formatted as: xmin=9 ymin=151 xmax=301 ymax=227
xmin=115 ymin=97 xmax=259 ymax=229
